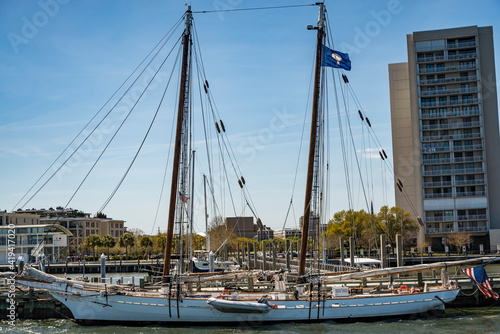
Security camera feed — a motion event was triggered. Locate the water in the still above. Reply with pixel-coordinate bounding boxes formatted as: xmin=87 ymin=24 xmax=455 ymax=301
xmin=2 ymin=308 xmax=500 ymax=334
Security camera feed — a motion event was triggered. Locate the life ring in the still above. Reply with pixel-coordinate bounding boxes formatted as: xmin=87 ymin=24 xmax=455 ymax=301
xmin=217 ymin=289 xmax=231 ymax=299
xmin=411 ymin=288 xmax=421 ymax=294
xmin=271 ymin=304 xmax=277 ymax=309
xmin=398 ymin=285 xmax=409 ymax=293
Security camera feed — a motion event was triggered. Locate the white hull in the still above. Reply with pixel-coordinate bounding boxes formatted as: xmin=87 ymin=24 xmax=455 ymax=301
xmin=18 ymin=278 xmax=459 ymax=325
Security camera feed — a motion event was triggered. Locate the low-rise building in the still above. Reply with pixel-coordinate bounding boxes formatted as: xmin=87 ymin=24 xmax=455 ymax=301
xmin=0 ymin=211 xmax=40 ymax=226
xmin=0 ymin=224 xmax=72 ymax=264
xmin=274 ymin=228 xmax=302 ymax=239
xmin=15 ymin=208 xmax=126 ymax=254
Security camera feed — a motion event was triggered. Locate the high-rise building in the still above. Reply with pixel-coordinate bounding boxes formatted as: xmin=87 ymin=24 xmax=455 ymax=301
xmin=389 ymin=26 xmax=500 ymax=251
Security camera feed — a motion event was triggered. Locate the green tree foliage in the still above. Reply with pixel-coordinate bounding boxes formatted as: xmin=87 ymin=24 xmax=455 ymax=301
xmin=84 ymin=235 xmax=102 ymax=258
xmin=376 ymin=206 xmax=419 ymax=249
xmin=119 ymin=233 xmax=135 ymax=260
xmin=101 ymin=235 xmax=116 ymax=259
xmin=157 ymin=235 xmax=167 ymax=253
xmin=95 ymin=212 xmax=107 ymax=218
xmin=139 ymin=236 xmax=153 ymax=257
xmin=325 ymin=206 xmax=419 ymax=252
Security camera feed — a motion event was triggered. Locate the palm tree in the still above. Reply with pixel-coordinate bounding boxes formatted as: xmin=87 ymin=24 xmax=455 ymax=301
xmin=101 ymin=235 xmax=116 ymax=260
xmin=84 ymin=235 xmax=102 ymax=258
xmin=119 ymin=233 xmax=135 ymax=260
xmin=140 ymin=236 xmax=153 ymax=259
xmin=157 ymin=235 xmax=166 ymax=253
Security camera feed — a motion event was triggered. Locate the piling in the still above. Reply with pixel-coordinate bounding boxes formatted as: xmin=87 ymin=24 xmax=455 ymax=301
xmin=340 ymin=238 xmax=345 ymax=266
xmin=396 ymin=234 xmax=403 ymax=267
xmin=262 ymin=242 xmax=267 ymax=270
xmin=380 ymin=235 xmax=387 ymax=269
xmin=349 ymin=237 xmax=355 ymax=267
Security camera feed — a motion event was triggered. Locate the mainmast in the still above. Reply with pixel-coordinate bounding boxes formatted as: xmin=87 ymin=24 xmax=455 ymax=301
xmin=163 ymin=7 xmax=193 ymax=283
xmin=298 ymin=3 xmax=325 ymax=278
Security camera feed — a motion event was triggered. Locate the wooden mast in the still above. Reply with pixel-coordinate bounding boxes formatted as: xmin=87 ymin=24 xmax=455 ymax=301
xmin=298 ymin=3 xmax=325 ymax=278
xmin=163 ymin=7 xmax=192 ymax=284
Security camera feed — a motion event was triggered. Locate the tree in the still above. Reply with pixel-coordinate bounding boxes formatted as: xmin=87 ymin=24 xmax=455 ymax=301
xmin=119 ymin=233 xmax=135 ymax=260
xmin=448 ymin=232 xmax=472 ymax=252
xmin=157 ymin=235 xmax=167 ymax=254
xmin=95 ymin=212 xmax=107 ymax=219
xmin=376 ymin=206 xmax=419 ymax=251
xmin=101 ymin=235 xmax=116 ymax=259
xmin=208 ymin=216 xmax=237 ymax=254
xmin=84 ymin=235 xmax=102 ymax=258
xmin=325 ymin=209 xmax=375 ymax=250
xmin=140 ymin=236 xmax=153 ymax=258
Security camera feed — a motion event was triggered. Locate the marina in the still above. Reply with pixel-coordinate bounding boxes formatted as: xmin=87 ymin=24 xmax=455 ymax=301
xmin=2 ymin=0 xmax=500 ymax=331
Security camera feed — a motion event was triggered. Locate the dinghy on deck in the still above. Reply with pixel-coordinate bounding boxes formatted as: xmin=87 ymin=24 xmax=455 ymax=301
xmin=207 ymin=297 xmax=272 ymax=313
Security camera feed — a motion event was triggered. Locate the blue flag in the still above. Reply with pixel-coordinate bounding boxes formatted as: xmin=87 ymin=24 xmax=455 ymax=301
xmin=322 ymin=45 xmax=351 ymax=71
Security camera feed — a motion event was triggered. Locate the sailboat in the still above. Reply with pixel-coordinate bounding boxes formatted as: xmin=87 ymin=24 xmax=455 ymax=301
xmin=10 ymin=3 xmax=478 ymax=325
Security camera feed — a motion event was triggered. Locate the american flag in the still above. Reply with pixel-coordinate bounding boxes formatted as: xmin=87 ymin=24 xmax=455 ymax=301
xmin=462 ymin=265 xmax=499 ymax=300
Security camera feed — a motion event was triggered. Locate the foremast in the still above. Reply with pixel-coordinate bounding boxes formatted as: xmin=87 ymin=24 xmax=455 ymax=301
xmin=298 ymin=3 xmax=325 ymax=278
xmin=163 ymin=7 xmax=193 ymax=283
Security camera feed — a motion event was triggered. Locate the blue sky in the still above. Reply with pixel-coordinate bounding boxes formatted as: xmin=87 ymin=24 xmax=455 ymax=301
xmin=1 ymin=0 xmax=499 ymax=235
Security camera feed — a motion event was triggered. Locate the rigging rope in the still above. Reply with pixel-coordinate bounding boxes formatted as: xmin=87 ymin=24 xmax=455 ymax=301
xmin=18 ymin=30 xmax=184 ymax=211
xmin=11 ymin=14 xmax=186 ymax=212
xmin=98 ymin=42 xmax=183 ymax=214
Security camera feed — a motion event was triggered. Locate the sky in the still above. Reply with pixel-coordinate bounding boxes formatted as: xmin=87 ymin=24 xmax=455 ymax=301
xmin=1 ymin=0 xmax=499 ymax=236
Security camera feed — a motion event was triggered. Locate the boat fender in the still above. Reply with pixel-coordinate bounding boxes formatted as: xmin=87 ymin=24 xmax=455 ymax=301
xmin=271 ymin=304 xmax=277 ymax=309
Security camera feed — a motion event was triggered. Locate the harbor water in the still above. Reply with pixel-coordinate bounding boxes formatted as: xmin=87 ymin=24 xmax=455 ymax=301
xmin=2 ymin=308 xmax=500 ymax=334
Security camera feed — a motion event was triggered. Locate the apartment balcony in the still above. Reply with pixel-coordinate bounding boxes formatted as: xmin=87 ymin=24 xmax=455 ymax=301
xmin=424 ymin=216 xmax=454 ymax=222
xmin=421 ymin=132 xmax=481 ymax=142
xmin=422 ymin=169 xmax=451 ymax=176
xmin=423 ymin=179 xmax=484 ymax=188
xmin=416 ymin=53 xmax=477 ymax=63
xmin=423 ymin=193 xmax=453 ymax=199
xmin=422 ymin=167 xmax=484 ymax=176
xmin=420 ymin=87 xmax=478 ymax=97
xmin=457 ymin=226 xmax=488 ymax=233
xmin=418 ymin=64 xmax=477 ymax=75
xmin=426 ymin=227 xmax=455 ymax=234
xmin=421 ymin=121 xmax=482 ymax=131
xmin=420 ymin=98 xmax=479 ymax=108
xmin=456 ymin=191 xmax=487 ymax=198
xmin=426 ymin=226 xmax=487 ymax=234
xmin=457 ymin=214 xmax=487 ymax=221
xmin=423 ymin=158 xmax=451 ymax=165
xmin=419 ymin=75 xmax=477 ymax=86
xmin=453 ymin=155 xmax=484 ymax=163
xmin=447 ymin=41 xmax=477 ymax=49
xmin=423 ymin=181 xmax=453 ymax=187
xmin=421 ymin=146 xmax=451 ymax=153
xmin=456 ymin=144 xmax=483 ymax=151
xmin=454 ymin=167 xmax=484 ymax=174
xmin=454 ymin=179 xmax=485 ymax=186
xmin=420 ymin=108 xmax=480 ymax=119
